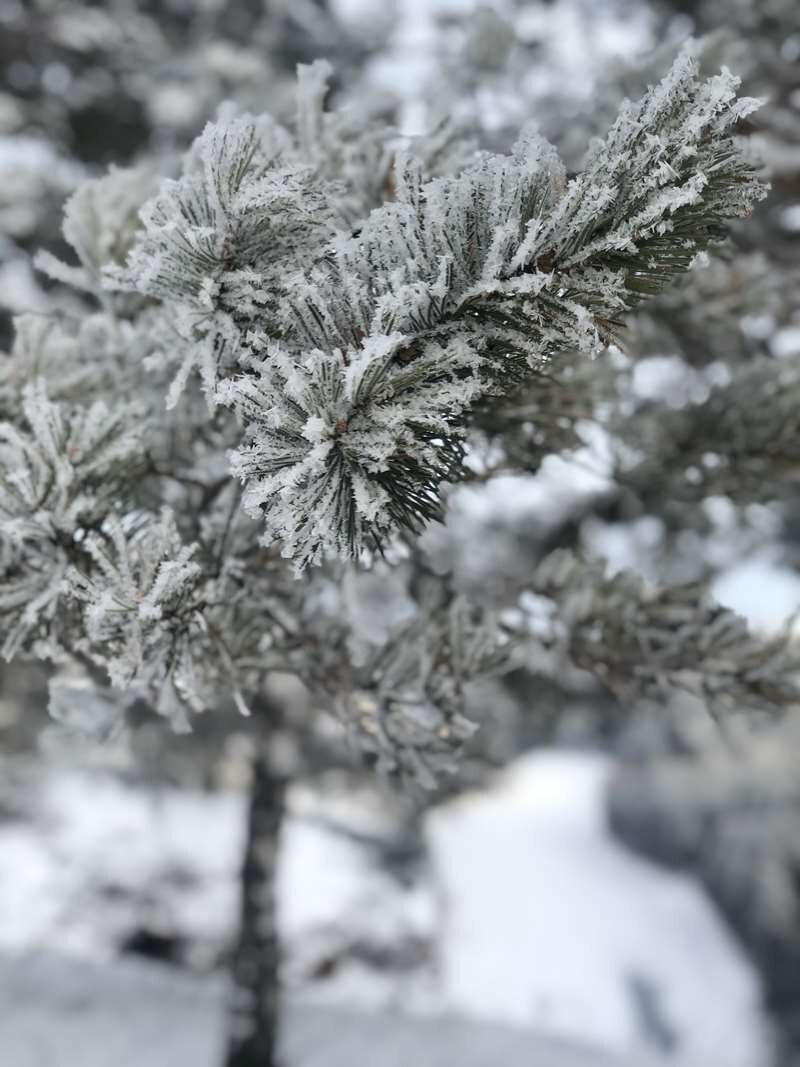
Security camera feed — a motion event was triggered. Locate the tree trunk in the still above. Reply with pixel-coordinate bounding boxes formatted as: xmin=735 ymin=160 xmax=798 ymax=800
xmin=224 ymin=743 xmax=286 ymax=1067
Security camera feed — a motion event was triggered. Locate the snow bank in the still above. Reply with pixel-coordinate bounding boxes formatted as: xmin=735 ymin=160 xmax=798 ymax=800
xmin=426 ymin=750 xmax=771 ymax=1066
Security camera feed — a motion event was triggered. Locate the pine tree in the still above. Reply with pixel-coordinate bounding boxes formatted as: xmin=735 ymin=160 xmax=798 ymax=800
xmin=1 ymin=40 xmax=793 ymax=1066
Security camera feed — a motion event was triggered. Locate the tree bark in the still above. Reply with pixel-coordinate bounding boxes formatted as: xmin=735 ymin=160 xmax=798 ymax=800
xmin=224 ymin=742 xmax=287 ymax=1067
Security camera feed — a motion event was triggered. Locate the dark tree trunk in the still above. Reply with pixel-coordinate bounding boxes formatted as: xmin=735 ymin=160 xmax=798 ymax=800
xmin=224 ymin=743 xmax=287 ymax=1067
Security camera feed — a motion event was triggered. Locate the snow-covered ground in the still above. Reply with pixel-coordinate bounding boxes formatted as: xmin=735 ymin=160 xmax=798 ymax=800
xmin=0 ymin=749 xmax=771 ymax=1066
xmin=0 ymin=951 xmax=644 ymax=1067
xmin=428 ymin=752 xmax=769 ymax=1066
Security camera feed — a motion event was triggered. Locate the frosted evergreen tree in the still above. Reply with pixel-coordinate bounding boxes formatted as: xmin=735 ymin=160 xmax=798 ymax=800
xmin=2 ymin=42 xmax=794 ymax=1066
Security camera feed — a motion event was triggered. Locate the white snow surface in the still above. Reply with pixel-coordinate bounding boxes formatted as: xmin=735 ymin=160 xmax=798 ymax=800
xmin=428 ymin=751 xmax=770 ymax=1066
xmin=0 ymin=749 xmax=770 ymax=1066
xmin=0 ymin=951 xmax=642 ymax=1067
xmin=712 ymin=555 xmax=800 ymax=635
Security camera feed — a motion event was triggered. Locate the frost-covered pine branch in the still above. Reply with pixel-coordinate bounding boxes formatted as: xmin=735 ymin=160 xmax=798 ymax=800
xmin=159 ymin=46 xmax=764 ymax=569
xmin=531 ymin=549 xmax=800 ymax=724
xmin=0 ymin=44 xmax=782 ymax=775
xmin=0 ymin=381 xmax=144 ymax=658
xmin=299 ymin=569 xmax=516 ymax=787
xmin=619 ymin=356 xmax=800 ymax=506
